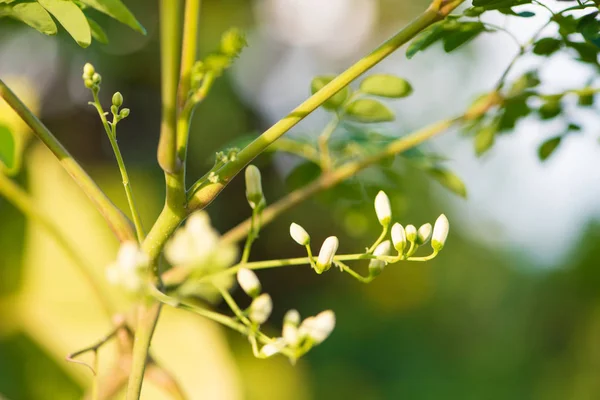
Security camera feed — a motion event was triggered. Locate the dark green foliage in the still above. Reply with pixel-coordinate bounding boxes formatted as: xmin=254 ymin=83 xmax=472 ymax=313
xmin=538 ymin=136 xmax=562 ymax=161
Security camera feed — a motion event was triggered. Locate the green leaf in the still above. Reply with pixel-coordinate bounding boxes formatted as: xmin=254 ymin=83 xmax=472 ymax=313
xmin=37 ymin=0 xmax=91 ymax=47
xmin=517 ymin=11 xmax=535 ymax=17
xmin=498 ymin=94 xmax=532 ymax=131
xmin=472 ymin=0 xmax=531 ymax=10
xmin=311 ymin=76 xmax=350 ymax=111
xmin=406 ymin=20 xmax=445 ymax=59
xmin=359 ymin=74 xmax=412 ymax=98
xmin=538 ymin=136 xmax=561 ymax=161
xmin=344 ymin=99 xmax=395 ymax=123
xmin=424 ymin=166 xmax=467 ymax=198
xmin=0 ymin=2 xmax=57 ymax=35
xmin=578 ymin=12 xmax=600 ymax=49
xmin=0 ymin=124 xmax=16 ymax=174
xmin=79 ymin=0 xmax=145 ymax=34
xmin=443 ymin=22 xmax=485 ymax=52
xmin=532 ymin=37 xmax=562 ymax=56
xmin=87 ymin=17 xmax=108 ymax=44
xmin=538 ymin=100 xmax=562 ymax=120
xmin=285 ymin=161 xmax=322 ymax=192
xmin=474 ymin=124 xmax=496 ymax=156
xmin=565 ymin=40 xmax=599 ymax=64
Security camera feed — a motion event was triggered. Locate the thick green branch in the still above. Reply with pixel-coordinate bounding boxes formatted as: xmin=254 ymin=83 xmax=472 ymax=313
xmin=186 ymin=0 xmax=464 ymax=211
xmin=0 ymin=79 xmax=135 ymax=242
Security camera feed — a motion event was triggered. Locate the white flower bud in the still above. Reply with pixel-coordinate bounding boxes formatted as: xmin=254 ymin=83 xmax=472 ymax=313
xmin=284 ymin=309 xmax=300 ymax=326
xmin=289 ymin=223 xmax=310 ymax=246
xmin=259 ymin=338 xmax=286 ymax=358
xmin=249 ymin=293 xmax=272 ymax=325
xmin=315 ymin=236 xmax=338 ymax=274
xmin=391 ymin=223 xmax=407 ymax=254
xmin=432 ymin=214 xmax=449 ymax=251
xmin=369 ymin=240 xmax=392 ymax=277
xmin=83 ymin=63 xmax=95 ymax=78
xmin=237 ymin=268 xmax=261 ymax=297
xmin=416 ymin=223 xmax=432 ymax=245
xmin=299 ymin=310 xmax=335 ymax=344
xmin=374 ymin=191 xmax=391 ymax=226
xmin=282 ymin=309 xmax=301 ymax=346
xmin=245 ymin=165 xmax=265 ymax=209
xmin=405 ymin=224 xmax=417 ymax=242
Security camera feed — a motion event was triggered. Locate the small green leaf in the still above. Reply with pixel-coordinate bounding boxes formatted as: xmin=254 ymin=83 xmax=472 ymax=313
xmin=474 ymin=124 xmax=496 ymax=156
xmin=578 ymin=93 xmax=595 ymax=106
xmin=443 ymin=22 xmax=485 ymax=52
xmin=406 ymin=21 xmax=445 ymax=59
xmin=311 ymin=76 xmax=350 ymax=111
xmin=0 ymin=2 xmax=57 ymax=35
xmin=578 ymin=12 xmax=600 ymax=49
xmin=0 ymin=124 xmax=16 ymax=173
xmin=517 ymin=11 xmax=535 ymax=17
xmin=359 ymin=74 xmax=412 ymax=98
xmin=532 ymin=37 xmax=562 ymax=56
xmin=538 ymin=101 xmax=562 ymax=120
xmin=344 ymin=99 xmax=395 ymax=123
xmin=87 ymin=17 xmax=108 ymax=44
xmin=37 ymin=0 xmax=91 ymax=47
xmin=538 ymin=136 xmax=561 ymax=161
xmin=424 ymin=167 xmax=467 ymax=198
xmin=80 ymin=0 xmax=145 ymax=34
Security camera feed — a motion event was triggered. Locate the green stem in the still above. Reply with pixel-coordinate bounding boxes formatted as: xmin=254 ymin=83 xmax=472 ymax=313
xmin=187 ymin=0 xmax=465 ymax=210
xmin=367 ymin=224 xmax=389 ymax=253
xmin=91 ymin=92 xmax=145 ymax=242
xmin=0 ymin=79 xmax=135 ymax=242
xmin=318 ymin=116 xmax=339 ymax=171
xmin=216 ymin=284 xmax=251 ymax=326
xmin=0 ymin=173 xmax=115 ymax=317
xmin=335 ymin=260 xmax=374 ymax=283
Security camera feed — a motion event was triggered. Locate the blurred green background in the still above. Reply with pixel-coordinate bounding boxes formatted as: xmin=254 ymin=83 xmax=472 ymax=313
xmin=2 ymin=0 xmax=600 ymax=399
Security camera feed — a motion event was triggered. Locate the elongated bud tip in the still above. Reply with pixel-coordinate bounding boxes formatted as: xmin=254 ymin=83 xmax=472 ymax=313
xmin=300 ymin=310 xmax=336 ymax=344
xmin=416 ymin=223 xmax=432 ymax=245
xmin=249 ymin=293 xmax=272 ymax=325
xmin=369 ymin=240 xmax=391 ymax=277
xmin=245 ymin=165 xmax=265 ymax=210
xmin=284 ymin=309 xmax=301 ymax=326
xmin=112 ymin=92 xmax=123 ymax=107
xmin=290 ymin=223 xmax=310 ymax=246
xmin=374 ymin=191 xmax=391 ymax=226
xmin=119 ymin=108 xmax=130 ymax=119
xmin=391 ymin=223 xmax=407 ymax=254
xmin=83 ymin=63 xmax=95 ymax=78
xmin=432 ymin=214 xmax=449 ymax=251
xmin=405 ymin=224 xmax=417 ymax=242
xmin=316 ymin=236 xmax=339 ymax=274
xmin=237 ymin=268 xmax=261 ymax=297
xmin=283 ymin=309 xmax=301 ymax=347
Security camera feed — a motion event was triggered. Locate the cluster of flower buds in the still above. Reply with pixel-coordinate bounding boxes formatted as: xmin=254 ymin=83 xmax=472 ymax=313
xmin=245 ymin=165 xmax=266 ymax=211
xmin=390 ymin=213 xmax=449 ymax=258
xmin=110 ymin=91 xmax=130 ymax=121
xmin=236 ymin=268 xmax=273 ymax=325
xmin=106 ymin=241 xmax=150 ymax=293
xmin=82 ymin=63 xmax=101 ymax=91
xmin=259 ymin=309 xmax=336 ymax=360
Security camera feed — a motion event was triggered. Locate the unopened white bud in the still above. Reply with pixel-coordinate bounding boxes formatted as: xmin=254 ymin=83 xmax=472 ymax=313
xmin=405 ymin=225 xmax=417 ymax=242
xmin=416 ymin=223 xmax=432 ymax=245
xmin=316 ymin=236 xmax=338 ymax=274
xmin=432 ymin=214 xmax=449 ymax=251
xmin=259 ymin=338 xmax=286 ymax=358
xmin=249 ymin=293 xmax=272 ymax=325
xmin=237 ymin=268 xmax=261 ymax=297
xmin=299 ymin=310 xmax=335 ymax=344
xmin=369 ymin=240 xmax=392 ymax=277
xmin=374 ymin=191 xmax=391 ymax=226
xmin=391 ymin=223 xmax=407 ymax=254
xmin=290 ymin=223 xmax=310 ymax=246
xmin=245 ymin=165 xmax=265 ymax=209
xmin=283 ymin=317 xmax=300 ymax=347
xmin=284 ymin=309 xmax=300 ymax=326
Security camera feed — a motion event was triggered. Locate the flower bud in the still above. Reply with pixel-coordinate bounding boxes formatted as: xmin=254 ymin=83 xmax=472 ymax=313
xmin=119 ymin=108 xmax=130 ymax=119
xmin=220 ymin=28 xmax=247 ymax=57
xmin=92 ymin=72 xmax=101 ymax=84
xmin=84 ymin=79 xmax=94 ymax=89
xmin=416 ymin=223 xmax=432 ymax=245
xmin=299 ymin=310 xmax=335 ymax=344
xmin=110 ymin=105 xmax=119 ymax=116
xmin=432 ymin=214 xmax=449 ymax=251
xmin=83 ymin=63 xmax=95 ymax=78
xmin=112 ymin=92 xmax=123 ymax=107
xmin=369 ymin=240 xmax=392 ymax=277
xmin=289 ymin=223 xmax=310 ymax=246
xmin=245 ymin=165 xmax=265 ymax=210
xmin=259 ymin=338 xmax=286 ymax=357
xmin=283 ymin=310 xmax=301 ymax=347
xmin=237 ymin=268 xmax=261 ymax=297
xmin=391 ymin=223 xmax=406 ymax=254
xmin=249 ymin=293 xmax=272 ymax=325
xmin=405 ymin=224 xmax=417 ymax=242
xmin=284 ymin=309 xmax=300 ymax=327
xmin=374 ymin=191 xmax=391 ymax=226
xmin=315 ymin=236 xmax=338 ymax=274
